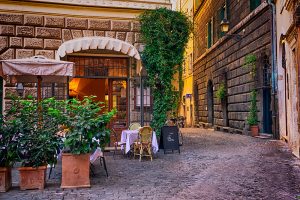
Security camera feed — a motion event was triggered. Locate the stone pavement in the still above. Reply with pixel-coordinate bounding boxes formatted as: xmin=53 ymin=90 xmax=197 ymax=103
xmin=1 ymin=128 xmax=300 ymax=200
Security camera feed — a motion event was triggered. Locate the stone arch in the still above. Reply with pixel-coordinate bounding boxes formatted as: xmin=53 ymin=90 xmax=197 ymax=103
xmin=56 ymin=36 xmax=141 ymax=60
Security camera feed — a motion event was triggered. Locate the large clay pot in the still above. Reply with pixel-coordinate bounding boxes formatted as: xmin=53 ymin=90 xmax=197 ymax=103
xmin=0 ymin=167 xmax=12 ymax=192
xmin=61 ymin=153 xmax=91 ymax=189
xmin=18 ymin=166 xmax=46 ymax=190
xmin=250 ymin=125 xmax=259 ymax=137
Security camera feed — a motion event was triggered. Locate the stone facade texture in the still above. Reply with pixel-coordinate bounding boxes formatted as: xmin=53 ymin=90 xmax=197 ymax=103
xmin=0 ymin=13 xmax=142 ymax=61
xmin=193 ymin=0 xmax=273 ymax=134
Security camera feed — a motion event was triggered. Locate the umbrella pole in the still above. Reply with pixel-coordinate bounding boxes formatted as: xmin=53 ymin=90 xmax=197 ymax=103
xmin=37 ymin=76 xmax=42 ymax=102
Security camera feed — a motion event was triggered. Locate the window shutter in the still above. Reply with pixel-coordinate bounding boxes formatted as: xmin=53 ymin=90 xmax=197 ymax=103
xmin=250 ymin=0 xmax=260 ymax=11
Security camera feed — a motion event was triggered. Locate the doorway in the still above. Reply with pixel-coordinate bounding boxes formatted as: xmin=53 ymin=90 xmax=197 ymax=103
xmin=207 ymin=80 xmax=214 ymax=125
xmin=67 ymin=55 xmax=129 ymax=130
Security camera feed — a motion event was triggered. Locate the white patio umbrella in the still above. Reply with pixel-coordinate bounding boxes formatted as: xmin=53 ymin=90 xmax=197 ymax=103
xmin=0 ymin=55 xmax=74 ymax=101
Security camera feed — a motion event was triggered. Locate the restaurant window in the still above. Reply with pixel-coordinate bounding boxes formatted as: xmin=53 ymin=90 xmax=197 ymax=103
xmin=250 ymin=0 xmax=261 ymax=11
xmin=41 ymin=83 xmax=67 ymax=100
xmin=135 ymin=87 xmax=152 ymax=109
xmin=207 ymin=18 xmax=213 ymax=49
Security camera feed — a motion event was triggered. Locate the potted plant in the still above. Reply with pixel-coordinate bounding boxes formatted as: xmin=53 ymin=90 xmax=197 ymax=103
xmin=61 ymin=96 xmax=115 ymax=188
xmin=0 ymin=115 xmax=18 ymax=192
xmin=247 ymin=90 xmax=259 ymax=137
xmin=10 ymin=97 xmax=64 ymax=190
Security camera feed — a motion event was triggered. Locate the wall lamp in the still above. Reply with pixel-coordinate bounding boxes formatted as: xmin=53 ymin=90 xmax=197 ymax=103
xmin=16 ymin=83 xmax=24 ymax=97
xmin=220 ymin=18 xmax=243 ymax=41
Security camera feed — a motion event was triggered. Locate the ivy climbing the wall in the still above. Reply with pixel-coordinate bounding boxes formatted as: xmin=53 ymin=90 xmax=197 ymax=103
xmin=139 ymin=8 xmax=192 ymax=135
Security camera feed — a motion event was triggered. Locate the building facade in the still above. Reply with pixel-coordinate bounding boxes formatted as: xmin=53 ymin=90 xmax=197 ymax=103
xmin=176 ymin=0 xmax=194 ymax=127
xmin=0 ymin=0 xmax=171 ymax=130
xmin=193 ymin=0 xmax=277 ymax=136
xmin=276 ymin=0 xmax=300 ymax=157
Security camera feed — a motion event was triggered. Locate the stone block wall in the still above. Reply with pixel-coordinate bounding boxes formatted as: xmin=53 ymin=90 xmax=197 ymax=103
xmin=0 ymin=13 xmax=142 ymax=60
xmin=193 ymin=2 xmax=273 ymax=133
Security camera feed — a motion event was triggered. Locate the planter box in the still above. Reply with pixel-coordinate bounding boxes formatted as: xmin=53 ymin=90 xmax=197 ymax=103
xmin=61 ymin=153 xmax=91 ymax=189
xmin=250 ymin=125 xmax=259 ymax=137
xmin=0 ymin=167 xmax=12 ymax=192
xmin=18 ymin=166 xmax=47 ymax=190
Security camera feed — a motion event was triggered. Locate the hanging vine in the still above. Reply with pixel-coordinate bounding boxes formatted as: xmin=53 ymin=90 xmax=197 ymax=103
xmin=139 ymin=8 xmax=192 ymax=135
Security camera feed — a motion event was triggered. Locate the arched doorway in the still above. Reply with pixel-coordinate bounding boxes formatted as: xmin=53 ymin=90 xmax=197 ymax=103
xmin=56 ymin=37 xmax=142 ymax=130
xmin=207 ymin=80 xmax=214 ymax=125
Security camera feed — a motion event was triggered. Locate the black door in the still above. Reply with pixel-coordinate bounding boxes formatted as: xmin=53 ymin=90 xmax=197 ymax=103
xmin=207 ymin=80 xmax=214 ymax=125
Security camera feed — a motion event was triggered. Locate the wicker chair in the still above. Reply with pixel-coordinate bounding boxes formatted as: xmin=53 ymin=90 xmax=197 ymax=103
xmin=133 ymin=126 xmax=153 ymax=161
xmin=129 ymin=122 xmax=141 ymax=130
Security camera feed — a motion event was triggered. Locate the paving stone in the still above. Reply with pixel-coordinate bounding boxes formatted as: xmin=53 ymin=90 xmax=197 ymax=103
xmin=62 ymin=29 xmax=72 ymax=41
xmin=24 ymin=15 xmax=43 ymax=26
xmin=16 ymin=26 xmax=34 ymax=37
xmin=112 ymin=20 xmax=131 ymax=31
xmin=0 ymin=25 xmax=15 ymax=36
xmin=44 ymin=16 xmax=65 ymax=28
xmin=88 ymin=19 xmax=111 ymax=30
xmin=24 ymin=38 xmax=43 ymax=49
xmin=0 ymin=13 xmax=23 ymax=25
xmin=0 ymin=36 xmax=8 ymax=52
xmin=83 ymin=30 xmax=93 ymax=37
xmin=116 ymin=32 xmax=126 ymax=41
xmin=105 ymin=31 xmax=116 ymax=38
xmin=44 ymin=39 xmax=62 ymax=50
xmin=3 ymin=129 xmax=300 ymax=199
xmin=94 ymin=31 xmax=105 ymax=37
xmin=36 ymin=27 xmax=61 ymax=39
xmin=16 ymin=49 xmax=34 ymax=59
xmin=66 ymin=18 xmax=88 ymax=29
xmin=0 ymin=48 xmax=14 ymax=60
xmin=9 ymin=37 xmax=22 ymax=48
xmin=35 ymin=50 xmax=54 ymax=59
xmin=131 ymin=21 xmax=141 ymax=32
xmin=71 ymin=29 xmax=83 ymax=38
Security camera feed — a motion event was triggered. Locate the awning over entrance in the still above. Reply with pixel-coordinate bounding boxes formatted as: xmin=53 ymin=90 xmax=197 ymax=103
xmin=56 ymin=37 xmax=141 ymax=60
xmin=0 ymin=55 xmax=74 ymax=83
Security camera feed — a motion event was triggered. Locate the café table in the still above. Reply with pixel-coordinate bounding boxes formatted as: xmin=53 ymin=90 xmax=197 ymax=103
xmin=121 ymin=129 xmax=159 ymax=154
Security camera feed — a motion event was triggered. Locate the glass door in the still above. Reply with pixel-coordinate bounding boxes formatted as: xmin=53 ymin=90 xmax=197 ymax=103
xmin=109 ymin=79 xmax=128 ymax=130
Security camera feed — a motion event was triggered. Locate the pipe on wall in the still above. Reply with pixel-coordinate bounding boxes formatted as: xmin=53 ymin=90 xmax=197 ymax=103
xmin=267 ymin=0 xmax=278 ymax=138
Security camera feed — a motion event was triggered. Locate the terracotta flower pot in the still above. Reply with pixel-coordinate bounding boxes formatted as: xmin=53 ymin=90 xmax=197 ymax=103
xmin=18 ymin=166 xmax=47 ymax=190
xmin=0 ymin=167 xmax=12 ymax=192
xmin=61 ymin=153 xmax=91 ymax=189
xmin=250 ymin=125 xmax=259 ymax=137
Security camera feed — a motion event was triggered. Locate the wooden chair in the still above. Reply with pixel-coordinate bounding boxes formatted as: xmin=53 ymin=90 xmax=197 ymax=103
xmin=105 ymin=128 xmax=126 ymax=158
xmin=133 ymin=126 xmax=153 ymax=161
xmin=129 ymin=122 xmax=141 ymax=130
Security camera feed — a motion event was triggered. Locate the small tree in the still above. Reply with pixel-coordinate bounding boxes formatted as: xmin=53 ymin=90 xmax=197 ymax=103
xmin=247 ymin=90 xmax=258 ymax=126
xmin=139 ymin=8 xmax=192 ymax=135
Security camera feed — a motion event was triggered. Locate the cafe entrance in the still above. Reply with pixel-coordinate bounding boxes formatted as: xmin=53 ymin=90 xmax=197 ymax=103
xmin=67 ymin=55 xmax=129 ymax=130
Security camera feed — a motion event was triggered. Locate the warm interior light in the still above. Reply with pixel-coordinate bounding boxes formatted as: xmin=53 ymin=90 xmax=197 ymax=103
xmin=220 ymin=18 xmax=230 ymax=33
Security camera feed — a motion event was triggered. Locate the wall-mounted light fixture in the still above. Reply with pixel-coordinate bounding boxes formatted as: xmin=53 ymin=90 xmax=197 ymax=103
xmin=220 ymin=0 xmax=243 ymax=41
xmin=16 ymin=83 xmax=24 ymax=97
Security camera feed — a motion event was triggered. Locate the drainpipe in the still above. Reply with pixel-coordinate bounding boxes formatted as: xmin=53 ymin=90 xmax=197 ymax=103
xmin=267 ymin=0 xmax=278 ymax=138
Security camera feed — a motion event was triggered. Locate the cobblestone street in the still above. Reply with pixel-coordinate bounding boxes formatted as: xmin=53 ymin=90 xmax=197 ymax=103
xmin=1 ymin=128 xmax=300 ymax=200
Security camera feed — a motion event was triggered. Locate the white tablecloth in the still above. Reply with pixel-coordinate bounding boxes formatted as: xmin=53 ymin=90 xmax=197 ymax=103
xmin=121 ymin=129 xmax=159 ymax=154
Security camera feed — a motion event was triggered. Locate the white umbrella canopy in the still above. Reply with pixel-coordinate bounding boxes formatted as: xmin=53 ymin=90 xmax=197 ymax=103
xmin=0 ymin=55 xmax=74 ymax=83
xmin=0 ymin=55 xmax=74 ymax=100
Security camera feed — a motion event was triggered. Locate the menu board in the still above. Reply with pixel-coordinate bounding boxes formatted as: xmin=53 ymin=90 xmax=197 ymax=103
xmin=160 ymin=126 xmax=180 ymax=154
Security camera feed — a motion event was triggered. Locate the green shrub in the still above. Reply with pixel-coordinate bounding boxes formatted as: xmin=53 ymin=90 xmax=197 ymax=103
xmin=243 ymin=54 xmax=257 ymax=77
xmin=216 ymin=83 xmax=226 ymax=101
xmin=139 ymin=8 xmax=192 ymax=135
xmin=63 ymin=96 xmax=116 ymax=154
xmin=247 ymin=90 xmax=258 ymax=126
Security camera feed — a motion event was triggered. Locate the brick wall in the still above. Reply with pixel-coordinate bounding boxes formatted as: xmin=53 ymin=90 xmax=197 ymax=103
xmin=193 ymin=1 xmax=272 ymax=133
xmin=0 ymin=13 xmax=142 ymax=61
